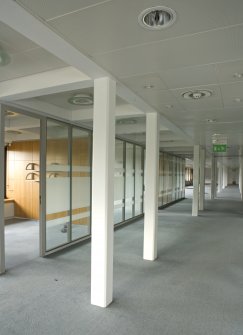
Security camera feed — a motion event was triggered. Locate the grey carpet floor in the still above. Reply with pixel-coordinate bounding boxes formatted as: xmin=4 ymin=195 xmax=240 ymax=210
xmin=0 ymin=186 xmax=243 ymax=335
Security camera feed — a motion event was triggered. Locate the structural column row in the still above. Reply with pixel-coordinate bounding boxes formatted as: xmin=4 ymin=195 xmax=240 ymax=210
xmin=90 ymin=77 xmax=160 ymax=307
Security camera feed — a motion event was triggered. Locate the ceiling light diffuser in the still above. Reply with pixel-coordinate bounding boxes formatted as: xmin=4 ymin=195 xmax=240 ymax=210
xmin=182 ymin=90 xmax=212 ymax=100
xmin=68 ymin=93 xmax=93 ymax=106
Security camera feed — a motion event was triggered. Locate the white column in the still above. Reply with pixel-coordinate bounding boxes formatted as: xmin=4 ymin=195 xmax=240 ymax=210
xmin=210 ymin=155 xmax=216 ymax=200
xmin=143 ymin=113 xmax=160 ymax=261
xmin=199 ymin=148 xmax=205 ymax=211
xmin=0 ymin=105 xmax=5 ymax=274
xmin=218 ymin=163 xmax=223 ymax=194
xmin=91 ymin=77 xmax=116 ymax=307
xmin=240 ymin=158 xmax=243 ymax=200
xmin=192 ymin=145 xmax=200 ymax=216
xmin=223 ymin=166 xmax=228 ymax=189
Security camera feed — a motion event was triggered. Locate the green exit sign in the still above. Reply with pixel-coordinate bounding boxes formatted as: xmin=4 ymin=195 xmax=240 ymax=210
xmin=213 ymin=144 xmax=227 ymax=152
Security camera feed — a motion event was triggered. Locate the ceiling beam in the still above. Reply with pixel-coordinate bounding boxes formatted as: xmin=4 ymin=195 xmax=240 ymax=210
xmin=0 ymin=67 xmax=92 ymax=101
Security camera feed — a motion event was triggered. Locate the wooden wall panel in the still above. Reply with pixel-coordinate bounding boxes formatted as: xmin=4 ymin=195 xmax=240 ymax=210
xmin=6 ymin=140 xmax=40 ymax=220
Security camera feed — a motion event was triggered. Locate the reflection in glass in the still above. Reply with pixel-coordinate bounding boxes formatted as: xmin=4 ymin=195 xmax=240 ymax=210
xmin=46 ymin=120 xmax=70 ymax=250
xmin=114 ymin=140 xmax=125 ymax=224
xmin=125 ymin=143 xmax=134 ymax=220
xmin=71 ymin=128 xmax=91 ymax=240
xmin=135 ymin=145 xmax=143 ymax=216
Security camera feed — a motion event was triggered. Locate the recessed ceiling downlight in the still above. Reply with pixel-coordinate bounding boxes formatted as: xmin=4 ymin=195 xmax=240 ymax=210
xmin=182 ymin=90 xmax=212 ymax=100
xmin=138 ymin=6 xmax=176 ymax=30
xmin=68 ymin=93 xmax=93 ymax=106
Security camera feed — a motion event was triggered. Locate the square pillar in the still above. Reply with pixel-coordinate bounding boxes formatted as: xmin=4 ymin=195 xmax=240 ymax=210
xmin=0 ymin=105 xmax=5 ymax=274
xmin=218 ymin=163 xmax=223 ymax=194
xmin=192 ymin=145 xmax=200 ymax=216
xmin=223 ymin=166 xmax=228 ymax=189
xmin=240 ymin=157 xmax=243 ymax=200
xmin=199 ymin=148 xmax=205 ymax=211
xmin=91 ymin=78 xmax=116 ymax=307
xmin=143 ymin=113 xmax=160 ymax=261
xmin=210 ymin=155 xmax=216 ymax=200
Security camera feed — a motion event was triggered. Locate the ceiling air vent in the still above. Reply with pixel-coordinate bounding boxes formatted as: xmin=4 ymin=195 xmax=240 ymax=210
xmin=68 ymin=93 xmax=93 ymax=106
xmin=182 ymin=90 xmax=212 ymax=100
xmin=138 ymin=6 xmax=176 ymax=30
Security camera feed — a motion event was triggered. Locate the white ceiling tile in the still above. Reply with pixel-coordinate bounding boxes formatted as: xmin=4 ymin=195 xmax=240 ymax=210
xmin=0 ymin=22 xmax=38 ymax=54
xmin=160 ymin=64 xmax=218 ymax=89
xmin=45 ymin=0 xmax=243 ymax=56
xmin=216 ymin=60 xmax=243 ymax=83
xmin=136 ymin=88 xmax=178 ymax=110
xmin=93 ymin=25 xmax=243 ymax=78
xmin=220 ymin=82 xmax=243 ymax=107
xmin=16 ymin=0 xmax=111 ymax=21
xmin=121 ymin=73 xmax=167 ymax=92
xmin=0 ymin=48 xmax=66 ymax=82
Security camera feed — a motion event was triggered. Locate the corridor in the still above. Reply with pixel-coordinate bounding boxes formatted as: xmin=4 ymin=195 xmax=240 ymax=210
xmin=0 ymin=186 xmax=242 ymax=335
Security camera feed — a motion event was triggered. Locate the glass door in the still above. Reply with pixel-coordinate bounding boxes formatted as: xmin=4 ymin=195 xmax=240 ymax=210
xmin=42 ymin=119 xmax=92 ymax=254
xmin=45 ymin=120 xmax=70 ymax=251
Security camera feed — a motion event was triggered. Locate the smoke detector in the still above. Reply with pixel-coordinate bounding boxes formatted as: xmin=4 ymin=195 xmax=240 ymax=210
xmin=182 ymin=90 xmax=212 ymax=100
xmin=68 ymin=93 xmax=93 ymax=106
xmin=138 ymin=6 xmax=176 ymax=30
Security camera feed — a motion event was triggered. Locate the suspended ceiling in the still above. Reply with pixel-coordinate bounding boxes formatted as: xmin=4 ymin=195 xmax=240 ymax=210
xmin=1 ymin=0 xmax=243 ymax=160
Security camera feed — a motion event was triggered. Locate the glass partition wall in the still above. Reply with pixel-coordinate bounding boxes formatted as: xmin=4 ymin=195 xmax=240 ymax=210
xmin=2 ymin=105 xmax=185 ymax=258
xmin=158 ymin=152 xmax=185 ymax=207
xmin=44 ymin=123 xmax=184 ymax=251
xmin=45 ymin=120 xmax=92 ymax=252
xmin=114 ymin=140 xmax=144 ymax=225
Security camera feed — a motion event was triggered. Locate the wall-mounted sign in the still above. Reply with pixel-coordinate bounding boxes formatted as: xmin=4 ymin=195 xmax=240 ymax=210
xmin=213 ymin=144 xmax=227 ymax=153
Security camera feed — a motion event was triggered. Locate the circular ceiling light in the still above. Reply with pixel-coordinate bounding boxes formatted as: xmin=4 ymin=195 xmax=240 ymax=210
xmin=68 ymin=93 xmax=93 ymax=106
xmin=182 ymin=90 xmax=212 ymax=100
xmin=138 ymin=6 xmax=176 ymax=30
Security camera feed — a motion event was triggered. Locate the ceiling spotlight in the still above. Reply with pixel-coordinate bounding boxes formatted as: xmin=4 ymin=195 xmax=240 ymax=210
xmin=0 ymin=47 xmax=11 ymax=66
xmin=68 ymin=93 xmax=93 ymax=106
xmin=138 ymin=6 xmax=176 ymax=30
xmin=233 ymin=72 xmax=243 ymax=78
xmin=182 ymin=90 xmax=212 ymax=100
